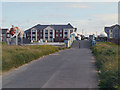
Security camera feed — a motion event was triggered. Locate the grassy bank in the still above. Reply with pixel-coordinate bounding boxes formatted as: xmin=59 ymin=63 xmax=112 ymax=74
xmin=91 ymin=42 xmax=119 ymax=88
xmin=2 ymin=43 xmax=65 ymax=72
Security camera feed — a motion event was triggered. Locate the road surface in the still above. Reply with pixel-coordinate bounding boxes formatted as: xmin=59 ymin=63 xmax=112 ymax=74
xmin=3 ymin=40 xmax=98 ymax=88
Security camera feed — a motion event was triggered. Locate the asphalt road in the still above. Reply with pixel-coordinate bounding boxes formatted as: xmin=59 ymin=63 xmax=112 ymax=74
xmin=2 ymin=40 xmax=98 ymax=88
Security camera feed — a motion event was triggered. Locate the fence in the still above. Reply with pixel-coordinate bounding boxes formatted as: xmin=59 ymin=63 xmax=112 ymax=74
xmin=5 ymin=37 xmax=31 ymax=45
xmin=64 ymin=34 xmax=76 ymax=48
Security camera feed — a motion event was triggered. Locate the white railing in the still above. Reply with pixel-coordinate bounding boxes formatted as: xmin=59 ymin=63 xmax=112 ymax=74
xmin=64 ymin=34 xmax=76 ymax=48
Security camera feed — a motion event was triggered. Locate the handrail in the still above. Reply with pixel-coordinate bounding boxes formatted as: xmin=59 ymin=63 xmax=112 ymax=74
xmin=64 ymin=34 xmax=76 ymax=48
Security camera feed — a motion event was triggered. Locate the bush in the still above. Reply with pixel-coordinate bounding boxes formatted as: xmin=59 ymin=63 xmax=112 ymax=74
xmin=91 ymin=42 xmax=119 ymax=88
xmin=2 ymin=45 xmax=64 ymax=72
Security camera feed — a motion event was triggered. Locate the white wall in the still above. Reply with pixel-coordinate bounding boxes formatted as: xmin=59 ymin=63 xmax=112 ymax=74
xmin=63 ymin=28 xmax=75 ymax=38
xmin=43 ymin=26 xmax=55 ymax=41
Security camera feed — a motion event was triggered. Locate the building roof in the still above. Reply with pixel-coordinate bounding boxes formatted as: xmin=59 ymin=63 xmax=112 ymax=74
xmin=105 ymin=24 xmax=120 ymax=30
xmin=0 ymin=29 xmax=9 ymax=34
xmin=25 ymin=23 xmax=74 ymax=32
xmin=104 ymin=24 xmax=120 ymax=33
xmin=104 ymin=27 xmax=111 ymax=29
xmin=111 ymin=24 xmax=120 ymax=29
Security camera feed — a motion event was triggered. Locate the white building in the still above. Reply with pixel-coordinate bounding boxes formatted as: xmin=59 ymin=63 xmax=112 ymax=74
xmin=25 ymin=23 xmax=77 ymax=42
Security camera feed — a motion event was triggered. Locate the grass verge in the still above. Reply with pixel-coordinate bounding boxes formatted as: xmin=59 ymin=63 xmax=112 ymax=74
xmin=91 ymin=42 xmax=120 ymax=89
xmin=2 ymin=43 xmax=66 ymax=72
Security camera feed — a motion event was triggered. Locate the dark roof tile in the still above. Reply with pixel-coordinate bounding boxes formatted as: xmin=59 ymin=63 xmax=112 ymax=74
xmin=25 ymin=23 xmax=74 ymax=32
xmin=0 ymin=29 xmax=9 ymax=34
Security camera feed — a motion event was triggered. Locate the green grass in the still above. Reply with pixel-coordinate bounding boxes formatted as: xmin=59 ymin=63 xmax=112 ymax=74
xmin=2 ymin=44 xmax=66 ymax=72
xmin=91 ymin=42 xmax=120 ymax=89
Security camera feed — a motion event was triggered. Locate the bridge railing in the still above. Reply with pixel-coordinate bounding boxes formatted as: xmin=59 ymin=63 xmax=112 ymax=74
xmin=64 ymin=34 xmax=76 ymax=48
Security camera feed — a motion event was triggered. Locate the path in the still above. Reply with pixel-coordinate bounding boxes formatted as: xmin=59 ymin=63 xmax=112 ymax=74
xmin=3 ymin=40 xmax=98 ymax=88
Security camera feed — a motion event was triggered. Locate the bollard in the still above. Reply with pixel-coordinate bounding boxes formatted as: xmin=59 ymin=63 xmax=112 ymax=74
xmin=40 ymin=39 xmax=43 ymax=44
xmin=38 ymin=40 xmax=40 ymax=43
xmin=31 ymin=40 xmax=33 ymax=43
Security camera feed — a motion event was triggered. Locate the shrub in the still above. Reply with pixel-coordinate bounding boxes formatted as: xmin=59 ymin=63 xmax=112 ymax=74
xmin=2 ymin=45 xmax=63 ymax=72
xmin=91 ymin=42 xmax=119 ymax=88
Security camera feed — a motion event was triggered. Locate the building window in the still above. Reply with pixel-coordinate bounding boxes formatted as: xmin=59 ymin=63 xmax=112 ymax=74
xmin=32 ymin=38 xmax=36 ymax=40
xmin=32 ymin=30 xmax=35 ymax=32
xmin=70 ymin=30 xmax=73 ymax=33
xmin=65 ymin=34 xmax=67 ymax=37
xmin=56 ymin=30 xmax=59 ymax=32
xmin=115 ymin=29 xmax=118 ymax=33
xmin=50 ymin=36 xmax=53 ymax=38
xmin=110 ymin=34 xmax=112 ymax=37
xmin=64 ymin=34 xmax=67 ymax=38
xmin=115 ymin=34 xmax=118 ymax=38
xmin=45 ymin=30 xmax=48 ymax=33
xmin=45 ymin=34 xmax=48 ymax=37
xmin=50 ymin=32 xmax=53 ymax=35
xmin=50 ymin=30 xmax=53 ymax=35
xmin=50 ymin=30 xmax=53 ymax=32
xmin=65 ymin=30 xmax=68 ymax=34
xmin=65 ymin=30 xmax=68 ymax=32
xmin=60 ymin=34 xmax=62 ymax=37
xmin=65 ymin=36 xmax=67 ymax=38
xmin=60 ymin=30 xmax=62 ymax=32
xmin=23 ymin=34 xmax=26 ymax=37
xmin=7 ymin=34 xmax=10 ymax=37
xmin=26 ymin=33 xmax=29 ymax=37
xmin=32 ymin=30 xmax=36 ymax=34
xmin=45 ymin=37 xmax=48 ymax=40
xmin=40 ymin=34 xmax=42 ymax=37
xmin=2 ymin=34 xmax=5 ymax=37
xmin=56 ymin=34 xmax=58 ymax=37
xmin=40 ymin=30 xmax=42 ymax=32
xmin=65 ymin=32 xmax=68 ymax=34
xmin=32 ymin=34 xmax=35 ymax=36
xmin=50 ymin=34 xmax=53 ymax=37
